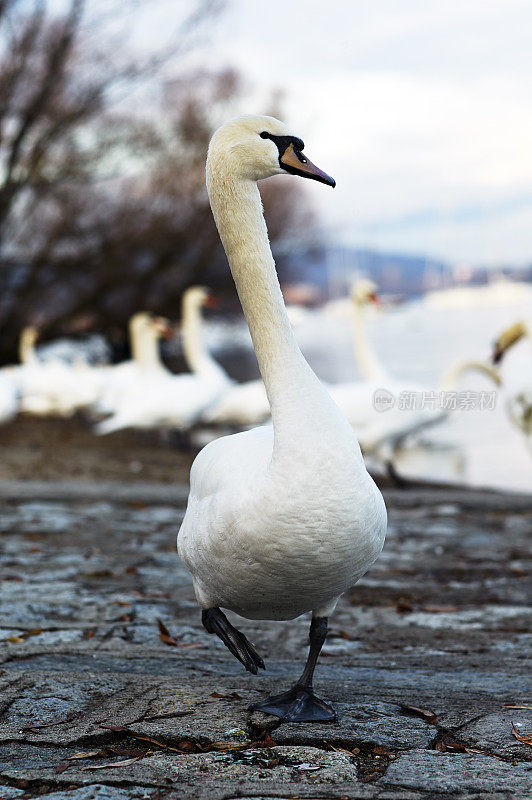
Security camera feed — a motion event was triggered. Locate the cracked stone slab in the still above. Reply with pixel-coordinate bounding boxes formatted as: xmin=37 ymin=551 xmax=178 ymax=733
xmin=0 ymin=742 xmax=417 ymax=799
xmin=4 ymin=789 xmax=152 ymax=800
xmin=383 ymin=749 xmax=532 ymax=797
xmin=457 ymin=708 xmax=532 ymax=762
xmin=251 ymin=696 xmax=434 ymax=751
xmin=1 ymin=474 xmax=531 ymax=798
xmin=0 ymin=672 xmax=258 ymax=747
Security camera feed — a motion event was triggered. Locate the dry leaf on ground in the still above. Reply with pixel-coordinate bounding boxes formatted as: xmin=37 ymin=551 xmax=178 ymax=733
xmin=157 ymin=618 xmax=182 ymax=646
xmin=3 ymin=628 xmax=42 ymax=643
xmin=400 ymin=705 xmax=439 ymax=725
xmin=100 ymin=724 xmax=193 ymax=753
xmin=22 ymin=712 xmax=83 ymax=732
xmin=81 ymin=754 xmax=147 ymax=771
xmin=512 ymin=722 xmax=532 ymax=746
xmin=144 ymin=710 xmax=193 ymax=721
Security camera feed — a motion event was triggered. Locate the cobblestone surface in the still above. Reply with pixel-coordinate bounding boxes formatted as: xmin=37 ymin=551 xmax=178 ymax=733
xmin=0 ymin=474 xmax=531 ymax=799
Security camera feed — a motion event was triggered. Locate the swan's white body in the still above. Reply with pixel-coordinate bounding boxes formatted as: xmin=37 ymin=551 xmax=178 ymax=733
xmin=178 ymin=116 xmax=386 ymax=623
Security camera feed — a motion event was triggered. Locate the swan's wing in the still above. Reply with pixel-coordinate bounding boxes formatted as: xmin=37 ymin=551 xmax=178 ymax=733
xmin=188 ymin=424 xmax=272 ymax=500
xmin=177 ymin=426 xmax=273 ymax=572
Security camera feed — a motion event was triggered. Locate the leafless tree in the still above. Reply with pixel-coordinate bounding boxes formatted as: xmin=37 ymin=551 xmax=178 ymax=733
xmin=0 ymin=0 xmax=318 ymax=364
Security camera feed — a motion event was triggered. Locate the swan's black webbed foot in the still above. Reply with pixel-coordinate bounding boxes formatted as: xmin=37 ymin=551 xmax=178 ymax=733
xmin=249 ymin=685 xmax=336 ymax=722
xmin=249 ymin=616 xmax=336 ymax=723
xmin=202 ymin=607 xmax=265 ymax=675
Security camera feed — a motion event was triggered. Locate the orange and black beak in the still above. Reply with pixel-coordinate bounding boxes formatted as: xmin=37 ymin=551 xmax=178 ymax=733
xmin=260 ymin=131 xmax=335 ymax=187
xmin=153 ymin=317 xmax=175 ymax=340
xmin=204 ymin=294 xmax=219 ymax=309
xmin=491 ymin=321 xmax=527 ymax=364
xmin=367 ymin=291 xmax=381 ymax=306
xmin=491 ymin=343 xmax=503 ymax=365
xmin=279 ymin=142 xmax=336 ymax=187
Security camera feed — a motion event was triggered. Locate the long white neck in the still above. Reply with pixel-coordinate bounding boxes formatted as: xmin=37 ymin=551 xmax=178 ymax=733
xmin=207 ymin=172 xmax=336 ymax=442
xmin=19 ymin=328 xmax=38 ymax=366
xmin=351 ymin=299 xmax=387 ymax=383
xmin=181 ymin=294 xmax=229 ymax=384
xmin=130 ymin=325 xmax=164 ymax=372
xmin=440 ymin=360 xmax=502 ymax=391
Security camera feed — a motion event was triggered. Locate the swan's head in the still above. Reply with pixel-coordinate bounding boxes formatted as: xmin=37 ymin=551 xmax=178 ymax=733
xmin=182 ymin=286 xmax=217 ymax=312
xmin=492 ymin=320 xmax=527 ymax=364
xmin=207 ymin=115 xmax=335 ymax=187
xmin=129 ymin=312 xmax=173 ymax=340
xmin=351 ymin=278 xmax=380 ymax=307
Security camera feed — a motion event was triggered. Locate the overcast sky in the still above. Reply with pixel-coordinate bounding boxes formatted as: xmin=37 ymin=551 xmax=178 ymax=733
xmin=134 ymin=0 xmax=532 ymax=266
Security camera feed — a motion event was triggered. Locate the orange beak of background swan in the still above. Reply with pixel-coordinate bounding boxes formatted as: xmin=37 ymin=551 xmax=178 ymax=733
xmin=153 ymin=317 xmax=175 ymax=339
xmin=279 ymin=143 xmax=336 ymax=187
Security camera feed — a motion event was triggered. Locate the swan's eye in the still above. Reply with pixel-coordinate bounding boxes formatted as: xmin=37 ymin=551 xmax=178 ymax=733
xmin=259 ymin=131 xmax=269 ymax=139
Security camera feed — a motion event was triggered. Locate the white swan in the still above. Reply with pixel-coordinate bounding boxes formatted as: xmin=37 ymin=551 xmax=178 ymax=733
xmin=94 ymin=312 xmax=172 ymax=416
xmin=178 ymin=115 xmax=387 ymax=722
xmin=180 ymin=287 xmax=232 ymax=388
xmin=348 ymin=278 xmax=386 ymax=382
xmin=329 ymin=281 xmax=501 ymax=479
xmin=492 ymin=321 xmax=532 ymax=449
xmin=18 ymin=327 xmax=106 ymax=416
xmin=180 ymin=287 xmax=271 ymax=428
xmin=96 ymin=299 xmax=228 ymax=435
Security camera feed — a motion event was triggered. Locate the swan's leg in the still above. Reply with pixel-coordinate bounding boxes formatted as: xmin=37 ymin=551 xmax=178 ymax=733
xmin=202 ymin=607 xmax=265 ymax=675
xmin=249 ymin=616 xmax=336 ymax=723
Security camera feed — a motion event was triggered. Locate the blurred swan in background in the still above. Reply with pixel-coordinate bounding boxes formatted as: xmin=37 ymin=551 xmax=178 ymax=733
xmin=202 ymin=377 xmax=270 ymax=427
xmin=95 ymin=291 xmax=228 ymax=435
xmin=347 ymin=278 xmax=386 ymax=382
xmin=328 ymin=279 xmax=501 ymax=478
xmin=492 ymin=320 xmax=532 ymax=451
xmin=19 ymin=326 xmax=107 ymax=416
xmin=180 ymin=287 xmax=231 ymax=389
xmin=179 ymin=287 xmax=271 ymax=428
xmin=95 ymin=312 xmax=172 ymax=416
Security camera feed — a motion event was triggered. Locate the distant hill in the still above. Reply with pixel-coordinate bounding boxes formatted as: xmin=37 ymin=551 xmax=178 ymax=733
xmin=282 ymin=244 xmax=532 ymax=300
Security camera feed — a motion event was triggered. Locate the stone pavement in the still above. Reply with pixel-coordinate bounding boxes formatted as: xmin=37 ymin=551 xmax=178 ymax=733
xmin=0 ymin=480 xmax=531 ymax=799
